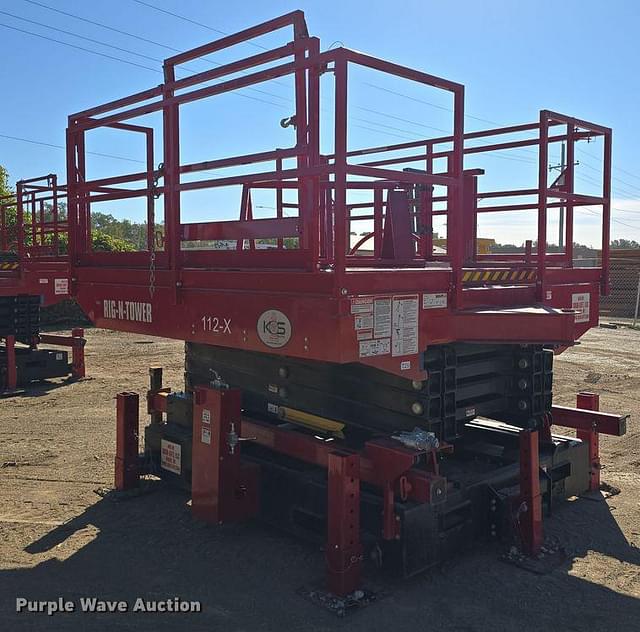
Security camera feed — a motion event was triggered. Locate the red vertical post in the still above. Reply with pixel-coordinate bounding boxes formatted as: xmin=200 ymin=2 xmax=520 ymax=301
xmin=276 ymin=157 xmax=284 ymax=250
xmin=333 ymin=52 xmax=348 ymax=292
xmin=565 ymin=124 xmax=575 ymax=267
xmin=65 ymin=127 xmax=78 ymax=265
xmin=5 ymin=335 xmax=17 ymax=391
xmin=71 ymin=328 xmax=85 ymax=379
xmin=293 ymin=37 xmax=310 ymax=267
xmin=115 ymin=392 xmax=139 ymax=491
xmin=602 ymin=131 xmax=612 ymax=296
xmin=77 ymin=133 xmax=89 ymax=256
xmin=421 ymin=142 xmax=434 ymax=261
xmin=307 ymin=36 xmax=321 ymax=269
xmin=461 ymin=173 xmax=478 ymax=264
xmin=51 ymin=174 xmax=59 ymax=256
xmin=16 ymin=182 xmax=24 ymax=267
xmin=145 ymin=129 xmax=156 ymax=255
xmin=537 ymin=111 xmax=549 ymax=301
xmin=162 ymin=61 xmax=182 ymax=306
xmin=519 ymin=429 xmax=542 ymax=556
xmin=373 ymin=188 xmax=383 ymax=259
xmin=326 ymin=451 xmax=361 ymax=597
xmin=576 ymin=392 xmax=600 ymax=492
xmin=30 ymin=192 xmax=36 ymax=250
xmin=191 ymin=386 xmax=258 ymax=524
xmin=450 ymin=86 xmax=465 ymax=308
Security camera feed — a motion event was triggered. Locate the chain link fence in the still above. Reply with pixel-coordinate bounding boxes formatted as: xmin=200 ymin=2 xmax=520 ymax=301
xmin=600 ymin=249 xmax=640 ymax=324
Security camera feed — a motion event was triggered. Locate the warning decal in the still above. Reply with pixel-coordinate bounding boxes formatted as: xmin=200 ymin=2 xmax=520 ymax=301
xmin=392 ymin=295 xmax=419 ymax=357
xmin=374 ymin=297 xmax=392 ymax=339
xmin=160 ymin=439 xmax=181 ymax=475
xmin=572 ymin=292 xmax=591 ymax=323
xmin=351 ymin=297 xmax=374 ymax=314
xmin=354 ymin=314 xmax=374 ymax=331
xmin=422 ymin=292 xmax=447 ymax=310
xmin=359 ymin=338 xmax=390 ymax=358
xmin=352 ymin=294 xmax=420 ymax=361
xmin=54 ymin=278 xmax=69 ymax=295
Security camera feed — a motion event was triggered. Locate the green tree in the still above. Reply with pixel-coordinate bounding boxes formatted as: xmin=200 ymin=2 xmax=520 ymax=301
xmin=1 ymin=164 xmax=135 ymax=254
xmin=0 ymin=165 xmax=11 ymax=198
xmin=0 ymin=166 xmax=17 ymax=251
xmin=610 ymin=238 xmax=640 ymax=249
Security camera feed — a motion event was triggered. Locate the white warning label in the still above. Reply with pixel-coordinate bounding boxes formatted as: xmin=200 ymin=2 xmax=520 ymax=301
xmin=160 ymin=439 xmax=181 ymax=475
xmin=572 ymin=292 xmax=591 ymax=323
xmin=351 ymin=297 xmax=374 ymax=314
xmin=359 ymin=338 xmax=390 ymax=358
xmin=202 ymin=408 xmax=211 ymax=424
xmin=422 ymin=292 xmax=447 ymax=310
xmin=54 ymin=278 xmax=69 ymax=295
xmin=354 ymin=314 xmax=374 ymax=330
xmin=392 ymin=295 xmax=419 ymax=357
xmin=374 ymin=297 xmax=392 ymax=338
xmin=201 ymin=427 xmax=211 ymax=445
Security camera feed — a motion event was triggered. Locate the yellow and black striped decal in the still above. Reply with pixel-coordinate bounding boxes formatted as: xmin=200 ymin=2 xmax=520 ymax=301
xmin=462 ymin=268 xmax=537 ymax=284
xmin=0 ymin=261 xmax=19 ymax=271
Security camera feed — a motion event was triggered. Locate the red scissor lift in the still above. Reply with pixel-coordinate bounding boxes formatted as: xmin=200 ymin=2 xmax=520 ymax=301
xmin=0 ymin=175 xmax=85 ymax=393
xmin=53 ymin=11 xmax=626 ymax=597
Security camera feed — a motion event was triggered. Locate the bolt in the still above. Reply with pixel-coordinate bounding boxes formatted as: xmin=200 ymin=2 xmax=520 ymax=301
xmin=518 ymin=378 xmax=529 ymax=390
xmin=518 ymin=358 xmax=529 ymax=370
xmin=278 ymin=366 xmax=289 ymax=379
xmin=411 ymin=401 xmax=424 ymax=416
xmin=518 ymin=400 xmax=528 ymax=411
xmin=340 ymin=287 xmax=348 ymax=296
xmin=411 ymin=380 xmax=424 ymax=391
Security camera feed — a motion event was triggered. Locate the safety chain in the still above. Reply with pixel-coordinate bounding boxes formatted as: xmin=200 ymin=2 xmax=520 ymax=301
xmin=148 ymin=162 xmax=163 ymax=299
xmin=149 ymin=247 xmax=156 ymax=299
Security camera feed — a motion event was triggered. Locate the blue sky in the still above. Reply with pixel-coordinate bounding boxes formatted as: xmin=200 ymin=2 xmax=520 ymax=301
xmin=1 ymin=0 xmax=639 ymax=246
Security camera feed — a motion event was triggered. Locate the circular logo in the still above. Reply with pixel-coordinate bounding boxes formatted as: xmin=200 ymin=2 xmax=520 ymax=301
xmin=257 ymin=309 xmax=292 ymax=348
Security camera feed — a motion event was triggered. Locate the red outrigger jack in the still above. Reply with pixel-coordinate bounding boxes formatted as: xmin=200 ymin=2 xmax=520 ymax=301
xmin=116 ymin=369 xmax=626 ymax=597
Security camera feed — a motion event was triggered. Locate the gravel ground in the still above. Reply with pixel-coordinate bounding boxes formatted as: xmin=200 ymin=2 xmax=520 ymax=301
xmin=0 ymin=326 xmax=638 ymax=631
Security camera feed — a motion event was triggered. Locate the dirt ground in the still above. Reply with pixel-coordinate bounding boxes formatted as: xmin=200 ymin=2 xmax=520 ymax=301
xmin=0 ymin=326 xmax=638 ymax=631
